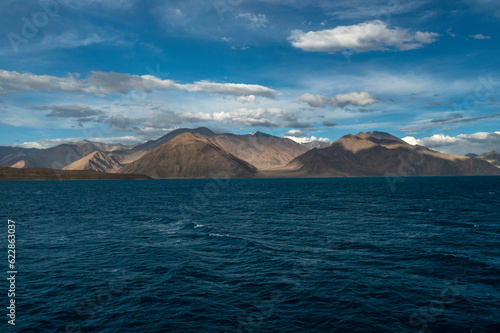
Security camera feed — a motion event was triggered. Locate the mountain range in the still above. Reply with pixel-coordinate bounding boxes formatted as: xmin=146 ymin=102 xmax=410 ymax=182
xmin=1 ymin=128 xmax=499 ymax=180
xmin=277 ymin=132 xmax=499 ymax=177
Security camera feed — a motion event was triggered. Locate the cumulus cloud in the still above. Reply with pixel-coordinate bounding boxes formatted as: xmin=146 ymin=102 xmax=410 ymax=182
xmin=15 ymin=136 xmax=142 ymax=149
xmin=286 ymin=136 xmax=331 ymax=144
xmin=470 ymin=34 xmax=491 ymax=40
xmin=299 ymin=91 xmax=377 ymax=108
xmin=0 ymin=70 xmax=277 ymax=97
xmin=236 ymin=13 xmax=269 ymax=28
xmin=289 ymin=20 xmax=440 ymax=53
xmin=180 ymin=108 xmax=310 ymax=128
xmin=236 ymin=95 xmax=256 ymax=103
xmin=402 ymin=131 xmax=500 ymax=155
xmin=283 ymin=129 xmax=309 ymax=137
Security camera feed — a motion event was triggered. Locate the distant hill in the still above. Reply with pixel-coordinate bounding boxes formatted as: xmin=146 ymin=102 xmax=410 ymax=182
xmin=274 ymin=132 xmax=500 ymax=177
xmin=0 ymin=147 xmax=40 ymax=166
xmin=476 ymin=151 xmax=500 ymax=168
xmin=301 ymin=141 xmax=330 ymax=149
xmin=209 ymin=131 xmax=308 ymax=169
xmin=120 ymin=133 xmax=257 ymax=178
xmin=0 ymin=167 xmax=150 ymax=181
xmin=6 ymin=142 xmax=103 ymax=169
xmin=74 ymin=140 xmax=132 ymax=152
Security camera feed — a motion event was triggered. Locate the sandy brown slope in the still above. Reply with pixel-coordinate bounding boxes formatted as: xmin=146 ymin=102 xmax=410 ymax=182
xmin=120 ymin=133 xmax=258 ymax=178
xmin=0 ymin=167 xmax=150 ymax=181
xmin=274 ymin=132 xmax=500 ymax=177
xmin=63 ymin=151 xmax=123 ymax=173
xmin=209 ymin=131 xmax=309 ymax=170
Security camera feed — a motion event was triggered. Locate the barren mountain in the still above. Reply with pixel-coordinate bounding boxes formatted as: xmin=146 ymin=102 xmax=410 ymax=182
xmin=0 ymin=147 xmax=39 ymax=166
xmin=105 ymin=127 xmax=217 ymax=168
xmin=133 ymin=127 xmax=216 ymax=152
xmin=75 ymin=140 xmax=132 ymax=152
xmin=476 ymin=151 xmax=500 ymax=168
xmin=0 ymin=167 xmax=150 ymax=181
xmin=274 ymin=132 xmax=500 ymax=177
xmin=210 ymin=131 xmax=309 ymax=169
xmin=63 ymin=151 xmax=123 ymax=173
xmin=120 ymin=133 xmax=257 ymax=178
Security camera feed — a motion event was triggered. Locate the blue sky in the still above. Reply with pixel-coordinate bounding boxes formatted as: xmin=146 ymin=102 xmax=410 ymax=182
xmin=0 ymin=0 xmax=499 ymax=154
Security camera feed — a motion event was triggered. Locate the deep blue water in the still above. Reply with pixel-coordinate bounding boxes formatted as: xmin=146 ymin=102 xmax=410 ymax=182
xmin=1 ymin=177 xmax=499 ymax=333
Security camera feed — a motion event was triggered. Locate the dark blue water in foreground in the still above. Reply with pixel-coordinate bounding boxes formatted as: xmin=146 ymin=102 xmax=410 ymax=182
xmin=1 ymin=177 xmax=499 ymax=332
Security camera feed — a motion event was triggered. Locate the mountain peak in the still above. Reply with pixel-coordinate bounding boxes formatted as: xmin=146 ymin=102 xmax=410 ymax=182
xmin=132 ymin=127 xmax=216 ymax=152
xmin=169 ymin=132 xmax=211 ymax=144
xmin=252 ymin=131 xmax=273 ymax=137
xmin=366 ymin=131 xmax=405 ymax=143
xmin=351 ymin=131 xmax=405 ymax=143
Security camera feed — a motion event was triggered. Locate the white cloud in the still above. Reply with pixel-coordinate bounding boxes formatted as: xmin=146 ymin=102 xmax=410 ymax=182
xmin=0 ymin=70 xmax=278 ymax=97
xmin=283 ymin=129 xmax=309 ymax=137
xmin=236 ymin=13 xmax=269 ymax=28
xmin=289 ymin=20 xmax=440 ymax=53
xmin=299 ymin=91 xmax=377 ymax=108
xmin=181 ymin=80 xmax=275 ymax=97
xmin=16 ymin=136 xmax=142 ymax=149
xmin=236 ymin=95 xmax=256 ymax=103
xmin=180 ymin=108 xmax=309 ymax=128
xmin=470 ymin=34 xmax=491 ymax=39
xmin=0 ymin=70 xmax=84 ymax=95
xmin=402 ymin=131 xmax=500 ymax=155
xmin=401 ymin=136 xmax=419 ymax=146
xmin=286 ymin=136 xmax=331 ymax=144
